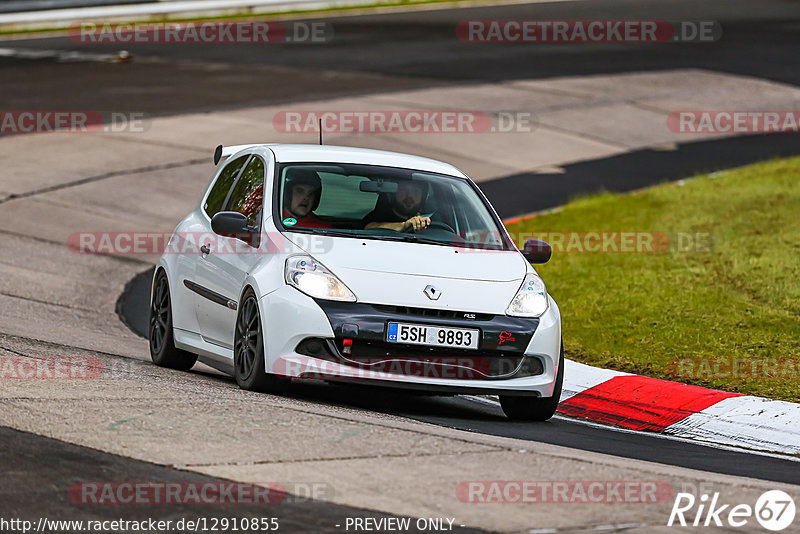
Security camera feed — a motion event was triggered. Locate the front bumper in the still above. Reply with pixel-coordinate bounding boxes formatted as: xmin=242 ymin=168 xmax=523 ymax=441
xmin=259 ymin=285 xmax=561 ymax=396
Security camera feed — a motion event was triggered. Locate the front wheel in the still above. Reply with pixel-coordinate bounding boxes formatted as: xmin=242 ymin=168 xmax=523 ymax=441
xmin=149 ymin=270 xmax=197 ymax=371
xmin=499 ymin=340 xmax=564 ymax=421
xmin=234 ymin=289 xmax=289 ymax=393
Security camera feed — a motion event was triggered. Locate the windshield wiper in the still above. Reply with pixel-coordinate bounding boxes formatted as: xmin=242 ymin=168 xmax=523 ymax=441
xmin=364 ymin=233 xmax=419 ymax=243
xmin=379 ymin=234 xmax=452 ymax=247
xmin=314 ymin=230 xmax=358 ymax=238
xmin=287 ymin=229 xmax=356 ymax=238
xmin=287 ymin=229 xmax=452 ymax=247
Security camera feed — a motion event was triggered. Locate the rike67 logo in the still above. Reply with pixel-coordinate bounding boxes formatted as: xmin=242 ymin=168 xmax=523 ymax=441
xmin=668 ymin=490 xmax=795 ymax=531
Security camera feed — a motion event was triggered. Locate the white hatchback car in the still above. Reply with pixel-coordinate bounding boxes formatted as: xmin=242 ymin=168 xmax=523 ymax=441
xmin=150 ymin=144 xmax=562 ymax=420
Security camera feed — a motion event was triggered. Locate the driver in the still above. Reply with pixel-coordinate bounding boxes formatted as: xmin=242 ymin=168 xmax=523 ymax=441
xmin=363 ymin=180 xmax=431 ymax=232
xmin=282 ymin=168 xmax=332 ymax=229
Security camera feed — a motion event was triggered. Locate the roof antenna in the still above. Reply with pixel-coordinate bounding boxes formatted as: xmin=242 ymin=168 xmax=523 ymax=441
xmin=319 ymin=118 xmax=323 ymax=145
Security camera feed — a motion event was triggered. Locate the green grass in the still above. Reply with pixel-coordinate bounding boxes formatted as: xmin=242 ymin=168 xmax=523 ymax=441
xmin=506 ymin=157 xmax=800 ymax=402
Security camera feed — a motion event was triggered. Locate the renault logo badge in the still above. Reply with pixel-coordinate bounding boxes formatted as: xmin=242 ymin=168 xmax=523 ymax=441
xmin=424 ymin=285 xmax=441 ymax=300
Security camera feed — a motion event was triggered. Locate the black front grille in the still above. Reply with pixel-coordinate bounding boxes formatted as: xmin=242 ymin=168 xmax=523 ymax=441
xmin=295 ymin=337 xmax=544 ymax=380
xmin=372 ymin=305 xmax=493 ymax=321
xmin=340 ymin=339 xmax=541 ymax=379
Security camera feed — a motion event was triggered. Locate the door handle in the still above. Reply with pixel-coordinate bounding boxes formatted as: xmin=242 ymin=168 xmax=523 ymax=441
xmin=200 ymin=244 xmax=211 ymax=255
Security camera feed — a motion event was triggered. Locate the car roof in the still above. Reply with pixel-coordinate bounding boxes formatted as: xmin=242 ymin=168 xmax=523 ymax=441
xmin=254 ymin=144 xmax=468 ymax=178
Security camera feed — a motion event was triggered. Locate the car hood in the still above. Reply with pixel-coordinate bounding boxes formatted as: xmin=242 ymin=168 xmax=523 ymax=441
xmin=283 ymin=233 xmax=529 ymax=313
xmin=284 ymin=233 xmax=526 ymax=281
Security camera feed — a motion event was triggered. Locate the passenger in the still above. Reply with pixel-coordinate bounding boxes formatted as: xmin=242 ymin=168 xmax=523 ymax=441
xmin=282 ymin=168 xmax=332 ymax=229
xmin=239 ymin=186 xmax=263 ymax=226
xmin=363 ymin=180 xmax=431 ymax=232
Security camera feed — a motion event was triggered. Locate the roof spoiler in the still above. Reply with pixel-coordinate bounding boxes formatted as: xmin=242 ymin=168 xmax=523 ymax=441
xmin=213 ymin=144 xmax=263 ymax=165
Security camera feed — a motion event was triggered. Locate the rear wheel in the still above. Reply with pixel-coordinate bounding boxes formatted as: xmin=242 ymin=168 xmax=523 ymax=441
xmin=234 ymin=289 xmax=289 ymax=393
xmin=499 ymin=340 xmax=564 ymax=421
xmin=149 ymin=270 xmax=197 ymax=371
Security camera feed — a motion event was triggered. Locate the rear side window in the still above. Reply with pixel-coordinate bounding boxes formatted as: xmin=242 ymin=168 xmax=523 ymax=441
xmin=204 ymin=155 xmax=248 ymax=218
xmin=226 ymin=157 xmax=266 ymax=227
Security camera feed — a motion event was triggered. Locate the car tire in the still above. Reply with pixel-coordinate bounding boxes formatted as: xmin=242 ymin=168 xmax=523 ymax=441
xmin=149 ymin=270 xmax=198 ymax=371
xmin=499 ymin=339 xmax=564 ymax=421
xmin=234 ymin=288 xmax=289 ymax=393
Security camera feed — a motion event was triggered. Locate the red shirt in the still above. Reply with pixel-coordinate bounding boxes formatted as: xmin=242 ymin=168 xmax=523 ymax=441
xmin=282 ymin=210 xmax=332 ymax=229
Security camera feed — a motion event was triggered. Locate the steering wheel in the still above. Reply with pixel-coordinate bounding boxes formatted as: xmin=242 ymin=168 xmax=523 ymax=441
xmin=411 ymin=220 xmax=455 ymax=233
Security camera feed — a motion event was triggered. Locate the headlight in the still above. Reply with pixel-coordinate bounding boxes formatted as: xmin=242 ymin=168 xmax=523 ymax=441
xmin=506 ymin=274 xmax=549 ymax=317
xmin=285 ymin=255 xmax=356 ymax=302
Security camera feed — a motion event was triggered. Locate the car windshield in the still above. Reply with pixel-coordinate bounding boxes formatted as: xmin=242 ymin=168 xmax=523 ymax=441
xmin=275 ymin=162 xmax=514 ymax=251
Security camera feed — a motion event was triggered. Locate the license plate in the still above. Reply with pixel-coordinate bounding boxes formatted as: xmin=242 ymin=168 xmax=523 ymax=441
xmin=386 ymin=322 xmax=479 ymax=350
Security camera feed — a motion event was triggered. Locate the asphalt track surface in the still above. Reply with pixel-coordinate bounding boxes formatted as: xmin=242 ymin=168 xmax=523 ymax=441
xmin=0 ymin=425 xmax=488 ymax=533
xmin=3 ymin=0 xmax=800 ymax=521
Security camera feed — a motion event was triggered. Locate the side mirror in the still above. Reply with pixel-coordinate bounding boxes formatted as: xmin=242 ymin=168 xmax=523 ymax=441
xmin=211 ymin=211 xmax=249 ymax=235
xmin=522 ymin=238 xmax=551 ymax=264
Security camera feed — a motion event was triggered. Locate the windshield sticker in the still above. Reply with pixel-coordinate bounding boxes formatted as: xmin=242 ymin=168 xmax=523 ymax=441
xmin=283 ymin=217 xmax=297 ymax=226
